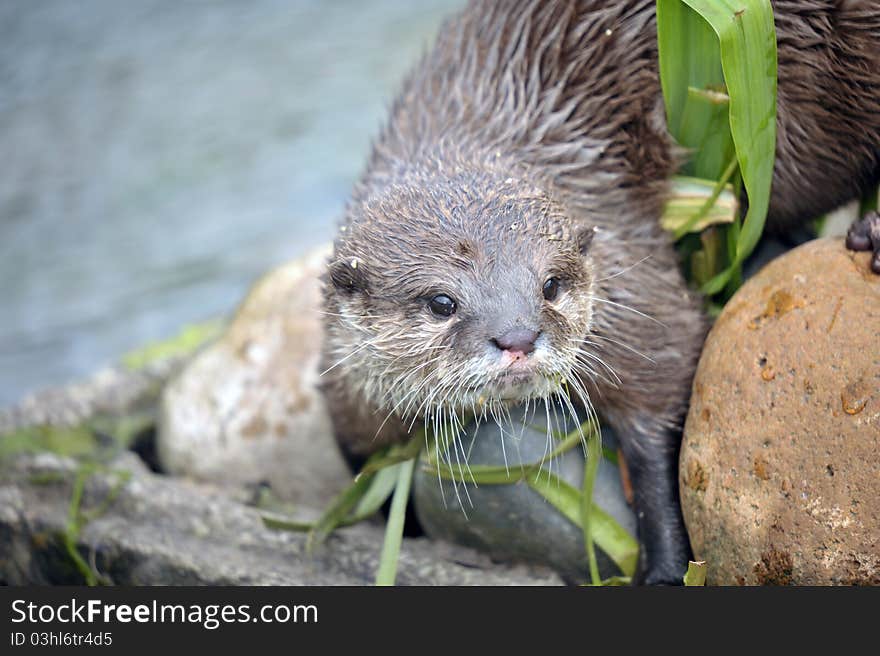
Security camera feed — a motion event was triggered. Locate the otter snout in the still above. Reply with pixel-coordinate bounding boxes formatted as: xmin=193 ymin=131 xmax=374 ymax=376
xmin=491 ymin=328 xmax=540 ymax=356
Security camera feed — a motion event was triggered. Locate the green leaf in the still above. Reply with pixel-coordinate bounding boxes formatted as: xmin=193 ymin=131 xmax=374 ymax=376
xmin=62 ymin=464 xmax=130 ymax=586
xmin=657 ymin=0 xmax=735 ymax=180
xmin=261 ymin=514 xmax=315 ymax=532
xmin=680 ymin=0 xmax=778 ymax=293
xmin=658 ymin=0 xmax=778 ymax=296
xmin=580 ymin=421 xmax=602 ymax=586
xmin=353 ymin=462 xmax=400 ymax=517
xmin=684 ymin=560 xmax=708 ymax=586
xmin=358 ymin=434 xmax=424 ymax=476
xmin=527 ymin=471 xmax=639 ymax=577
xmin=306 ymin=471 xmax=376 ymax=551
xmin=425 ymin=419 xmax=637 ymax=577
xmin=288 ymin=439 xmax=424 ymax=547
xmin=590 ymin=576 xmax=632 ymax=587
xmin=662 ymin=174 xmax=739 ymax=236
xmin=375 ymin=457 xmax=416 ymax=586
xmin=263 ymin=464 xmax=398 ymax=535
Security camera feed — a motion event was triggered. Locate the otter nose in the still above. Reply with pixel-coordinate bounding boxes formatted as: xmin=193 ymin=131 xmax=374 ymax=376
xmin=492 ymin=328 xmax=540 ymax=355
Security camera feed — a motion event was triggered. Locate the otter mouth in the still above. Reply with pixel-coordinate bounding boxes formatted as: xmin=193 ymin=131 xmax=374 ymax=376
xmin=495 ymin=371 xmax=535 ymax=386
xmin=470 ymin=370 xmax=556 ymax=403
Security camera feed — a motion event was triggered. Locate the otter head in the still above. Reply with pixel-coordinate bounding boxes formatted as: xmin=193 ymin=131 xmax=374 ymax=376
xmin=324 ymin=166 xmax=597 ymax=425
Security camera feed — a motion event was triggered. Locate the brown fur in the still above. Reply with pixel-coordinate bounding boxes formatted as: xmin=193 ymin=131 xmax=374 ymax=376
xmin=320 ymin=0 xmax=880 ymax=583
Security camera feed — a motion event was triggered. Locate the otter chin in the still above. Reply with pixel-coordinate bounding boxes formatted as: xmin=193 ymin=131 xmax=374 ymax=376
xmin=320 ymin=0 xmax=880 ymax=585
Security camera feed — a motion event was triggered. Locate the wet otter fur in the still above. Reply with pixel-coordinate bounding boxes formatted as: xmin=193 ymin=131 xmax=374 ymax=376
xmin=321 ymin=0 xmax=880 ymax=584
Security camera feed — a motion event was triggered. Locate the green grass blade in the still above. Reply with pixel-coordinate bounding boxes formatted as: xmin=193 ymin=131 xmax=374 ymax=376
xmin=306 ymin=471 xmax=375 ymax=551
xmin=527 ymin=471 xmax=638 ymax=577
xmin=423 ymin=421 xmax=586 ymax=481
xmin=663 ymin=173 xmax=739 ymax=236
xmin=659 ymin=1 xmax=777 ymax=297
xmin=261 ymin=514 xmax=316 ymax=532
xmin=580 ymin=423 xmax=602 ymax=586
xmin=657 ymin=0 xmax=734 ymax=179
xmin=684 ymin=560 xmax=708 ymax=586
xmin=680 ymin=0 xmax=777 ymax=292
xmin=375 ymin=457 xmax=416 ymax=586
xmin=353 ymin=462 xmax=400 ymax=517
xmin=263 ymin=465 xmax=399 ymax=535
xmin=64 ymin=466 xmax=98 ymax=586
xmin=358 ymin=435 xmax=424 ymax=476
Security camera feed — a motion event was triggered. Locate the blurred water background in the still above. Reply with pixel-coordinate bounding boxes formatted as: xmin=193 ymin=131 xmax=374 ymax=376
xmin=0 ymin=0 xmax=463 ymax=406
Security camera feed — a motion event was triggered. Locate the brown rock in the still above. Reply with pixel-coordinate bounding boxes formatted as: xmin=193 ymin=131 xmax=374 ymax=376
xmin=681 ymin=239 xmax=880 ymax=585
xmin=157 ymin=245 xmax=352 ymax=506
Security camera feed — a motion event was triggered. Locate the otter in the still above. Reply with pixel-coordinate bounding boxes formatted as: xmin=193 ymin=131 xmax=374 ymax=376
xmin=321 ymin=0 xmax=880 ymax=584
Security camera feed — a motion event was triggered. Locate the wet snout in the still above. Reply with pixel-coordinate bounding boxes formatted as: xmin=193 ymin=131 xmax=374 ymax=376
xmin=491 ymin=327 xmax=540 ymax=356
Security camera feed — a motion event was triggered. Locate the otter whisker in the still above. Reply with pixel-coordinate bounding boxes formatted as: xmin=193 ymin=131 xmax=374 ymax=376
xmin=573 ymin=347 xmax=623 ymax=387
xmin=585 ymin=333 xmax=656 ymax=364
xmin=571 ymin=356 xmax=617 ymax=389
xmin=561 ymin=374 xmax=601 ymax=462
xmin=320 ymin=339 xmax=379 ymax=376
xmin=593 ymin=254 xmax=653 ymax=283
xmin=434 ymin=414 xmax=447 ymax=509
xmin=442 ymin=405 xmax=473 ymax=514
xmin=451 ymin=412 xmax=477 ymax=492
xmin=369 ymin=359 xmax=443 ymax=442
xmin=537 ymin=395 xmax=554 ymax=483
xmin=590 ymin=296 xmax=666 ymax=327
xmin=314 ymin=309 xmax=384 ymax=321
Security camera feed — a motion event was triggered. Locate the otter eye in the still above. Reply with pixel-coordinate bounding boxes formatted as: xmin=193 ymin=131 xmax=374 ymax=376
xmin=542 ymin=277 xmax=561 ymax=301
xmin=428 ymin=294 xmax=457 ymax=318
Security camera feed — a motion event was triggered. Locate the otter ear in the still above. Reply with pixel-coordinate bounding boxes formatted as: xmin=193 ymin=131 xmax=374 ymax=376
xmin=328 ymin=257 xmax=369 ymax=294
xmin=575 ymin=225 xmax=597 ymax=255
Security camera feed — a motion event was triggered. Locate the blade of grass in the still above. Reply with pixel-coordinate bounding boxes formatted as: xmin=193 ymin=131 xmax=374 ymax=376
xmin=670 ymin=159 xmax=739 ymax=239
xmin=263 ymin=464 xmax=399 ymax=534
xmin=423 ymin=420 xmax=584 ymax=473
xmin=662 ymin=175 xmax=739 ymax=235
xmin=63 ymin=464 xmax=130 ymax=586
xmin=306 ymin=471 xmax=375 ymax=551
xmin=680 ymin=0 xmax=777 ymax=294
xmin=659 ymin=1 xmax=777 ymax=297
xmin=375 ymin=456 xmax=416 ymax=586
xmin=64 ymin=466 xmax=98 ymax=586
xmin=657 ymin=0 xmax=734 ymax=179
xmin=297 ymin=436 xmax=427 ymax=548
xmin=358 ymin=435 xmax=423 ymax=476
xmin=684 ymin=560 xmax=708 ymax=586
xmin=261 ymin=514 xmax=315 ymax=532
xmin=580 ymin=421 xmax=602 ymax=586
xmin=527 ymin=472 xmax=639 ymax=577
xmin=425 ymin=419 xmax=638 ymax=576
xmin=353 ymin=462 xmax=401 ymax=516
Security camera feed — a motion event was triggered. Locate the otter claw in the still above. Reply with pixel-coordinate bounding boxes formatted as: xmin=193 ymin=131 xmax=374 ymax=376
xmin=845 ymin=210 xmax=880 ymax=274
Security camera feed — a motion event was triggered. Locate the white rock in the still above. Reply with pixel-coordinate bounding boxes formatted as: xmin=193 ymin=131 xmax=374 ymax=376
xmin=157 ymin=245 xmax=351 ymax=507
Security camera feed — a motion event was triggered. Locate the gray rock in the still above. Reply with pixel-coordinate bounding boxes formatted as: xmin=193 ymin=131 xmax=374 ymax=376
xmin=412 ymin=401 xmax=637 ymax=583
xmin=157 ymin=246 xmax=352 ymax=508
xmin=0 ymin=452 xmax=562 ymax=586
xmin=0 ymin=358 xmax=182 ymax=437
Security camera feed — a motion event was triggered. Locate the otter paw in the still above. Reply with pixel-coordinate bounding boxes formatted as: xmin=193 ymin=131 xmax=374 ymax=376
xmin=631 ymin=562 xmax=686 ymax=586
xmin=845 ymin=210 xmax=880 ymax=274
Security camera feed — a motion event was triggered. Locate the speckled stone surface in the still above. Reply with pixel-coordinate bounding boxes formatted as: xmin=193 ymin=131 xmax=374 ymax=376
xmin=681 ymin=239 xmax=880 ymax=585
xmin=0 ymin=452 xmax=561 ymax=586
xmin=157 ymin=245 xmax=353 ymax=508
